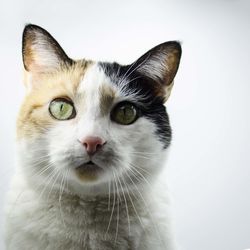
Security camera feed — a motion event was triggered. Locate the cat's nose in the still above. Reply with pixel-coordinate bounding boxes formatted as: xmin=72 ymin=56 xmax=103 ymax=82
xmin=81 ymin=136 xmax=106 ymax=155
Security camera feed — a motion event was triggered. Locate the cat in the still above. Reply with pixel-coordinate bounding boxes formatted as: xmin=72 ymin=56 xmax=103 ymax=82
xmin=4 ymin=24 xmax=181 ymax=250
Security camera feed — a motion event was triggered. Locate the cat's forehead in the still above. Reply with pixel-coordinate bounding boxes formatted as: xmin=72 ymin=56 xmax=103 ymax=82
xmin=78 ymin=63 xmax=117 ymax=97
xmin=76 ymin=62 xmax=121 ymax=115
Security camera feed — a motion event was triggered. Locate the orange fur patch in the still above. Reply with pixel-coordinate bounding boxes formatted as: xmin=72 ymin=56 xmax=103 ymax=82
xmin=17 ymin=60 xmax=92 ymax=139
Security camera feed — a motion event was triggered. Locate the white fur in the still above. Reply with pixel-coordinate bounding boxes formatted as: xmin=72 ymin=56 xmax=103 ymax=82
xmin=5 ymin=63 xmax=177 ymax=250
xmin=137 ymin=53 xmax=168 ymax=82
xmin=28 ymin=30 xmax=62 ymax=73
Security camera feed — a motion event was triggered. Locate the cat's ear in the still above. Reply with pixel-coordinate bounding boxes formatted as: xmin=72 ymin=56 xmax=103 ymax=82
xmin=133 ymin=41 xmax=182 ymax=101
xmin=22 ymin=24 xmax=73 ymax=74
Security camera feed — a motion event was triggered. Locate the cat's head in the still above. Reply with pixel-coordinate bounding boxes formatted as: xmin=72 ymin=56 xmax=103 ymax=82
xmin=17 ymin=24 xmax=181 ymax=196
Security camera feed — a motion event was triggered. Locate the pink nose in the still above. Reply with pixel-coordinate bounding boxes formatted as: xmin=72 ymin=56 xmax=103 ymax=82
xmin=81 ymin=136 xmax=105 ymax=155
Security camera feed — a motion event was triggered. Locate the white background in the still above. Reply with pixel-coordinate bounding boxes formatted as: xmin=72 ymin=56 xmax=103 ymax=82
xmin=0 ymin=0 xmax=250 ymax=250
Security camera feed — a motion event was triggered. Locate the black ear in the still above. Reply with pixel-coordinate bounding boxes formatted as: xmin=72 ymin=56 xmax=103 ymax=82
xmin=22 ymin=24 xmax=73 ymax=74
xmin=133 ymin=41 xmax=182 ymax=100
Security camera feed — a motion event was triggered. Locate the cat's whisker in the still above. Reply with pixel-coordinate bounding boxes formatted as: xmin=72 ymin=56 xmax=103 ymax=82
xmin=113 ymin=171 xmax=120 ymax=244
xmin=128 ymin=163 xmax=152 ymax=187
xmin=119 ymin=53 xmax=150 ymax=88
xmin=116 ymin=64 xmax=121 ymax=80
xmin=117 ymin=59 xmax=138 ymax=87
xmin=130 ymin=151 xmax=161 ymax=155
xmin=119 ymin=172 xmax=145 ymax=231
xmin=108 ymin=180 xmax=111 ymax=211
xmin=23 ymin=159 xmax=55 ymax=181
xmin=113 ymin=158 xmax=156 ymax=236
xmin=47 ymin=168 xmax=62 ymax=200
xmin=27 ymin=158 xmax=52 ymax=169
xmin=120 ymin=75 xmax=142 ymax=87
xmin=19 ymin=168 xmax=54 ymax=197
xmin=66 ymin=168 xmax=70 ymax=191
xmin=130 ymin=164 xmax=152 ymax=176
xmin=29 ymin=163 xmax=54 ymax=181
xmin=116 ymin=171 xmax=131 ymax=236
xmin=105 ymin=174 xmax=116 ymax=239
xmin=29 ymin=157 xmax=51 ymax=166
xmin=125 ymin=167 xmax=166 ymax=248
xmin=18 ymin=154 xmax=57 ymax=169
xmin=37 ymin=168 xmax=60 ymax=200
xmin=129 ymin=165 xmax=152 ymax=179
xmin=132 ymin=154 xmax=153 ymax=161
xmin=59 ymin=170 xmax=67 ymax=228
xmin=115 ymin=157 xmax=151 ymax=183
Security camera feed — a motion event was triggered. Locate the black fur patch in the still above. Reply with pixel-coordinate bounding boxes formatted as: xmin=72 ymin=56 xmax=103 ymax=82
xmin=99 ymin=62 xmax=172 ymax=149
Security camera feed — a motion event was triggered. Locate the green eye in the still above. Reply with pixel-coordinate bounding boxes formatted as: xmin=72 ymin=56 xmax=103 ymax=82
xmin=49 ymin=98 xmax=76 ymax=120
xmin=111 ymin=102 xmax=138 ymax=125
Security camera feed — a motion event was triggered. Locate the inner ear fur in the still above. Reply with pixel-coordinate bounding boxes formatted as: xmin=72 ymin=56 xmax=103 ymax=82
xmin=22 ymin=24 xmax=73 ymax=74
xmin=133 ymin=41 xmax=182 ymax=101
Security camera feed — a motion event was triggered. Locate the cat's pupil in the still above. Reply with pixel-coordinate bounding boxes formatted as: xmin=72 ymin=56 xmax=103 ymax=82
xmin=60 ymin=104 xmax=64 ymax=112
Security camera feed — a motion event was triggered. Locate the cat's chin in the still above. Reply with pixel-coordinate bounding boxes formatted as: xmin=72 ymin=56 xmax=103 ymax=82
xmin=75 ymin=161 xmax=103 ymax=182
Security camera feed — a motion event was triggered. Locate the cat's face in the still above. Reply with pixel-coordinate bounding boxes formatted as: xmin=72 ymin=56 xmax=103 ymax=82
xmin=17 ymin=24 xmax=181 ymax=195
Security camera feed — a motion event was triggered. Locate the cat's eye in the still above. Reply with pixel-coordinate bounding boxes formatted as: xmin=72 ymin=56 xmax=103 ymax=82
xmin=49 ymin=98 xmax=76 ymax=120
xmin=111 ymin=102 xmax=138 ymax=125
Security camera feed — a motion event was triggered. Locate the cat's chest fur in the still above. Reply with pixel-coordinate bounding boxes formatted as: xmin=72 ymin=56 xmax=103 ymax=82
xmin=36 ymin=193 xmax=143 ymax=249
xmin=6 ymin=174 xmax=170 ymax=250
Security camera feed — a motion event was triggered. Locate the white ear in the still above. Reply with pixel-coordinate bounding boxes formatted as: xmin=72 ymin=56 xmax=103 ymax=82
xmin=134 ymin=41 xmax=182 ymax=100
xmin=22 ymin=24 xmax=73 ymax=74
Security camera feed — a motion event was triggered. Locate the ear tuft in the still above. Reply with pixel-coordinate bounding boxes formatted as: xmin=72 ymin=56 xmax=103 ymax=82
xmin=22 ymin=24 xmax=73 ymax=74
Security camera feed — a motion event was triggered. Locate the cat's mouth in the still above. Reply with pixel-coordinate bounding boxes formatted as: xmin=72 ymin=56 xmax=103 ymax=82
xmin=75 ymin=161 xmax=103 ymax=181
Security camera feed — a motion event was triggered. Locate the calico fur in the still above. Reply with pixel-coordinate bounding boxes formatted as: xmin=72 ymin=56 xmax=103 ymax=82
xmin=5 ymin=24 xmax=181 ymax=250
